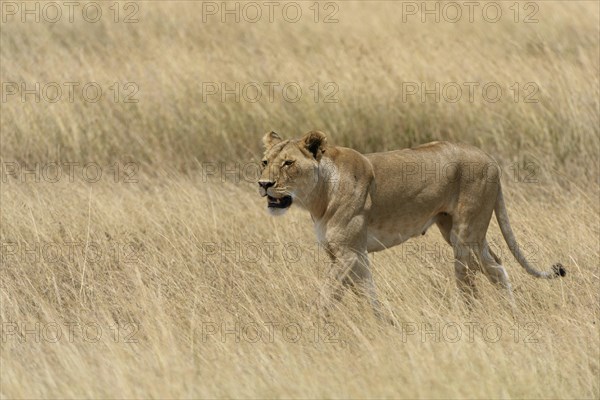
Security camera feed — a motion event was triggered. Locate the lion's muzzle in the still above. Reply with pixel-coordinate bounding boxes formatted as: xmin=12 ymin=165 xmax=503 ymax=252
xmin=258 ymin=181 xmax=293 ymax=209
xmin=267 ymin=195 xmax=292 ymax=209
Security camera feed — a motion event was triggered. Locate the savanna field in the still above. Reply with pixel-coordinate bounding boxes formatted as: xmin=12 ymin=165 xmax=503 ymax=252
xmin=1 ymin=1 xmax=599 ymax=398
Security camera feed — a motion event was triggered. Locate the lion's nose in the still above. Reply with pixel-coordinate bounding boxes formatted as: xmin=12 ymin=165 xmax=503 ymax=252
xmin=258 ymin=180 xmax=275 ymax=189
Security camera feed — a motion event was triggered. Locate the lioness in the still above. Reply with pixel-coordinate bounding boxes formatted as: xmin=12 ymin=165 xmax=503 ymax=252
xmin=258 ymin=130 xmax=565 ymax=317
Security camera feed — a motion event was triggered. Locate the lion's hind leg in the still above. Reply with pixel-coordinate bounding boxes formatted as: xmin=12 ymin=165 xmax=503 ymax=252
xmin=452 ymin=242 xmax=481 ymax=302
xmin=436 ymin=213 xmax=480 ymax=301
xmin=481 ymin=241 xmax=515 ymax=306
xmin=435 ymin=212 xmax=453 ymax=245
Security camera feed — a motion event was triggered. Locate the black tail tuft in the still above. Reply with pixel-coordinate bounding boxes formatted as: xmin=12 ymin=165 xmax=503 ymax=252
xmin=552 ymin=263 xmax=566 ymax=277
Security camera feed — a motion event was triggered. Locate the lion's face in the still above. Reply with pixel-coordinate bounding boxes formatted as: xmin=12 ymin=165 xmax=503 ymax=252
xmin=258 ymin=131 xmax=327 ymax=215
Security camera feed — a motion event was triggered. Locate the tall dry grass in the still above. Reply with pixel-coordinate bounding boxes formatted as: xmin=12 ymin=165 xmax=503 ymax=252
xmin=1 ymin=1 xmax=599 ymax=398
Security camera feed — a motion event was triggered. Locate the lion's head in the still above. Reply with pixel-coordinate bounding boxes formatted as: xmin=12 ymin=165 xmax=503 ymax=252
xmin=258 ymin=130 xmax=327 ymax=215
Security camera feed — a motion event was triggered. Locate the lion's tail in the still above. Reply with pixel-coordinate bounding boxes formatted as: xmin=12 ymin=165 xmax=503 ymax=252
xmin=494 ymin=185 xmax=566 ymax=279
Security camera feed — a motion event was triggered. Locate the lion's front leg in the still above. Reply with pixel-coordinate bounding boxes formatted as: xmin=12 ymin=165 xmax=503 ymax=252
xmin=317 ymin=245 xmax=360 ymax=311
xmin=317 ymin=239 xmax=385 ymax=321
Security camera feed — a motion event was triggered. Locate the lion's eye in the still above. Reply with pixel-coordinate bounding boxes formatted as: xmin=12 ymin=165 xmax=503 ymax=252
xmin=261 ymin=160 xmax=268 ymax=167
xmin=283 ymin=160 xmax=294 ymax=166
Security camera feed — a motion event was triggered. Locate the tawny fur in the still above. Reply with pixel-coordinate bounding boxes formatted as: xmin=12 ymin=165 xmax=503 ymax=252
xmin=259 ymin=130 xmax=565 ymax=318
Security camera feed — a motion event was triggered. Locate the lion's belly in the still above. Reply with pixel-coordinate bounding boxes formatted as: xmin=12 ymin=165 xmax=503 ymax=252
xmin=366 ymin=216 xmax=436 ymax=252
xmin=367 ymin=229 xmax=408 ymax=252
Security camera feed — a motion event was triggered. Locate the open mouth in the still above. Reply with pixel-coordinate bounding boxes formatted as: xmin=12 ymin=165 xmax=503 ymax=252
xmin=267 ymin=195 xmax=293 ymax=209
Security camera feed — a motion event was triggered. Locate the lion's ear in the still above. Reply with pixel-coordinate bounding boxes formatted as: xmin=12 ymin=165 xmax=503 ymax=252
xmin=262 ymin=131 xmax=283 ymax=150
xmin=302 ymin=130 xmax=327 ymax=160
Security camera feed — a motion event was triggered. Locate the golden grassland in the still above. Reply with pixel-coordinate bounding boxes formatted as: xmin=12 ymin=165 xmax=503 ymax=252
xmin=1 ymin=1 xmax=599 ymax=398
